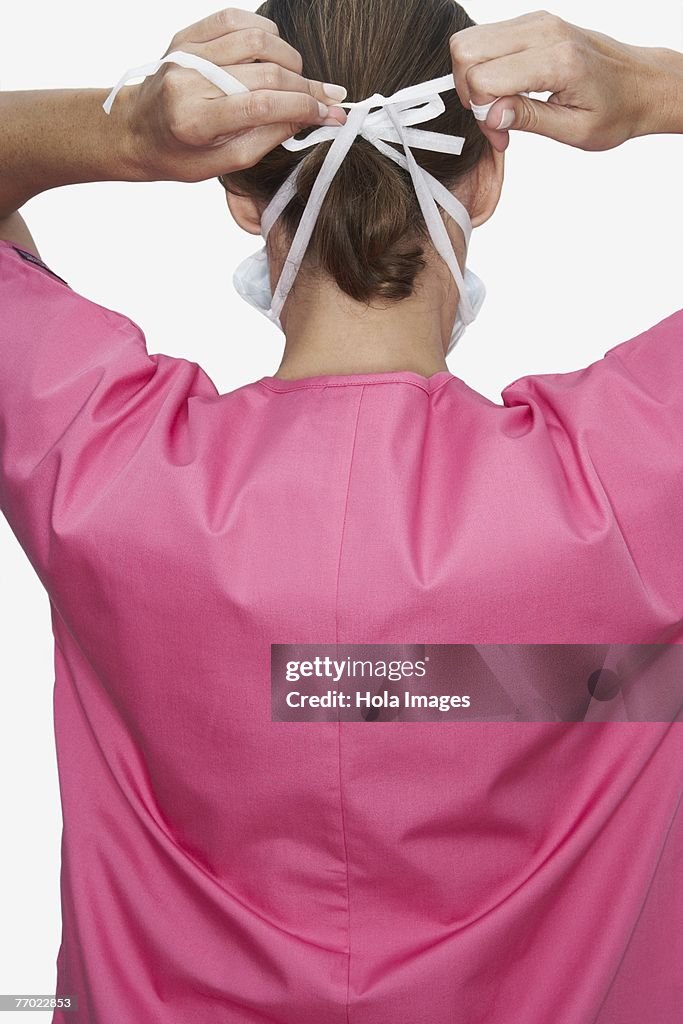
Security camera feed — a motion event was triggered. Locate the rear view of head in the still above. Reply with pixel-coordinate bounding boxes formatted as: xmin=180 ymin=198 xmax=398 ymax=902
xmin=221 ymin=0 xmax=496 ymax=308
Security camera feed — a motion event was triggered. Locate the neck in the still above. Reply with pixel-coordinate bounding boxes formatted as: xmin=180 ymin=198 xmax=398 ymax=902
xmin=273 ymin=255 xmax=460 ymax=382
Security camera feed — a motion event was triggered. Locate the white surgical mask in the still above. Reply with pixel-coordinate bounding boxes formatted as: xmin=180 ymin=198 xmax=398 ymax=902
xmin=104 ymin=49 xmax=502 ymax=358
xmin=233 ymin=242 xmax=486 ymax=357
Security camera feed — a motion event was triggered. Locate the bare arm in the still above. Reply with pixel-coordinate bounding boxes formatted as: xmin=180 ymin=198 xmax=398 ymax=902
xmin=0 ymin=7 xmax=347 ymax=252
xmin=0 ymin=212 xmax=42 ymax=258
xmin=450 ymin=11 xmax=683 ymax=152
xmin=0 ymin=88 xmax=137 ymax=257
xmin=0 ymin=88 xmax=138 ymax=220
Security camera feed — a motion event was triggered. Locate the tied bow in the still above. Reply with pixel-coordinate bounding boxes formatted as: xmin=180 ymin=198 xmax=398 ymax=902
xmin=283 ymin=75 xmax=466 ymax=158
xmin=103 ymin=51 xmax=477 ymax=326
xmin=264 ymin=73 xmax=474 ymax=323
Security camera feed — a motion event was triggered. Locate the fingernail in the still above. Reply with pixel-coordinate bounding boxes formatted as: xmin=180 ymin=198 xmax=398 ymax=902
xmin=323 ymin=83 xmax=348 ymax=102
xmin=496 ymin=109 xmax=515 ymax=131
xmin=318 ymin=101 xmax=330 ymax=118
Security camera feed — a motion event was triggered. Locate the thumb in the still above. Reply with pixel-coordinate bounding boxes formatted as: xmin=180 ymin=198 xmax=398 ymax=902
xmin=486 ymin=95 xmax=580 ymax=146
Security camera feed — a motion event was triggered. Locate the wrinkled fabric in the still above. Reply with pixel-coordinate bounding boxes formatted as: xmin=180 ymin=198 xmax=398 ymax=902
xmin=0 ymin=237 xmax=681 ymax=1023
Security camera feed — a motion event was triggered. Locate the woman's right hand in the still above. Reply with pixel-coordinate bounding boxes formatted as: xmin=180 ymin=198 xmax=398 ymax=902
xmin=122 ymin=7 xmax=347 ymax=183
xmin=450 ymin=10 xmax=683 ymax=152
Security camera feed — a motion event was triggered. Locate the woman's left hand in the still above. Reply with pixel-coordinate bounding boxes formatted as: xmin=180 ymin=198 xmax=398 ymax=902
xmin=122 ymin=7 xmax=347 ymax=183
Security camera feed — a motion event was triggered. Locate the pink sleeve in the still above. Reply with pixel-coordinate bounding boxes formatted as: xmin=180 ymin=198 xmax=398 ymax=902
xmin=501 ymin=308 xmax=683 ymax=615
xmin=0 ymin=240 xmax=218 ymax=586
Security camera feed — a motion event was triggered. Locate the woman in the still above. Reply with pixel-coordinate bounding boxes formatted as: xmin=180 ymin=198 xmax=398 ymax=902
xmin=0 ymin=2 xmax=681 ymax=1022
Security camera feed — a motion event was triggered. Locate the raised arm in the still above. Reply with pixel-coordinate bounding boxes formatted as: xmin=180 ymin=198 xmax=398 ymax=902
xmin=0 ymin=7 xmax=347 ymax=249
xmin=0 ymin=86 xmax=136 ymax=256
xmin=450 ymin=10 xmax=683 ymax=153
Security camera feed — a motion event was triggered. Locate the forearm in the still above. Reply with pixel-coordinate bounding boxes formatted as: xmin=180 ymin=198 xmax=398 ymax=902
xmin=632 ymin=46 xmax=683 ymax=137
xmin=0 ymin=86 xmax=141 ymax=218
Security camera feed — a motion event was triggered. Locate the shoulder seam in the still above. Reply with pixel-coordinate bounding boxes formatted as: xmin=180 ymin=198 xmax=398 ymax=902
xmin=6 ymin=243 xmax=70 ymax=288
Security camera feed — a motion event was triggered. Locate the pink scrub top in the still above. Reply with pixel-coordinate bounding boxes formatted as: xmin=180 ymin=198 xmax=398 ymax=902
xmin=0 ymin=237 xmax=681 ymax=1023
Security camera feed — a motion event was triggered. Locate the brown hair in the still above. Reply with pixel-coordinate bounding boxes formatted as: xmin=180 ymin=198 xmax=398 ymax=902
xmin=220 ymin=0 xmax=489 ymax=304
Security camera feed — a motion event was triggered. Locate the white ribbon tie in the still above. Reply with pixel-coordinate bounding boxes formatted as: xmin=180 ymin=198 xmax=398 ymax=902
xmin=103 ymin=50 xmax=496 ymax=324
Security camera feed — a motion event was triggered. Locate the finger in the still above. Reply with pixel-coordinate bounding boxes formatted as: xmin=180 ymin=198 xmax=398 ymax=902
xmin=465 ymin=46 xmax=577 ymax=109
xmin=215 ymin=122 xmax=332 ymax=174
xmin=450 ymin=11 xmax=569 ymax=106
xmin=483 ymin=93 xmax=583 ymax=146
xmin=170 ymin=8 xmax=279 ymax=47
xmin=206 ymin=89 xmax=347 ymax=138
xmin=181 ymin=27 xmax=306 ymax=76
xmin=451 ymin=23 xmax=525 ymax=109
xmin=476 ymin=120 xmax=512 ymax=155
xmin=213 ymin=61 xmax=348 ymax=107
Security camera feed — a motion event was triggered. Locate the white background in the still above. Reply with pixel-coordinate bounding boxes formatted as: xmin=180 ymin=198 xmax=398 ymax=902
xmin=0 ymin=0 xmax=681 ymax=1013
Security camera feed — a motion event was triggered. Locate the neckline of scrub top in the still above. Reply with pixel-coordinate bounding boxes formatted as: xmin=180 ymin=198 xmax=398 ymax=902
xmin=259 ymin=369 xmax=456 ymax=395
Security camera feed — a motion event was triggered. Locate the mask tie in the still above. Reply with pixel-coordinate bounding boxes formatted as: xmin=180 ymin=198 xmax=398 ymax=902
xmin=264 ymin=74 xmax=475 ymax=324
xmin=470 ymin=92 xmax=530 ymax=123
xmin=103 ymin=50 xmax=493 ymax=328
xmin=102 ymin=50 xmax=250 ymax=115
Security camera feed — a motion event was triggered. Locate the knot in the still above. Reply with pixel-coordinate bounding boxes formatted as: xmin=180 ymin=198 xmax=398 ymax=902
xmin=282 ymin=74 xmax=466 ymax=157
xmin=101 ymin=48 xmax=482 ymax=342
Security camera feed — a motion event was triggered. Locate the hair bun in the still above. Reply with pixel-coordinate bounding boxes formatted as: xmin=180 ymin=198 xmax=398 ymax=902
xmin=221 ymin=0 xmax=488 ymax=307
xmin=292 ymin=138 xmax=429 ymax=304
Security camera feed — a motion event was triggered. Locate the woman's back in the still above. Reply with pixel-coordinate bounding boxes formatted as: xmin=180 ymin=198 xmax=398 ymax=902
xmin=1 ymin=240 xmax=681 ymax=1022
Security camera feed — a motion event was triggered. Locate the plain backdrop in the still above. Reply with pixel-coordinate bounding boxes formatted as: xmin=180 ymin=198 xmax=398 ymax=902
xmin=0 ymin=0 xmax=681 ymax=1013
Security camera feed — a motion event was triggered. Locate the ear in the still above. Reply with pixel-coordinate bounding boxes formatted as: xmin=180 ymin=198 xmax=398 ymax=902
xmin=469 ymin=145 xmax=505 ymax=229
xmin=225 ymin=189 xmax=263 ymax=236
